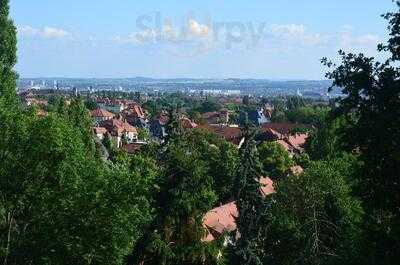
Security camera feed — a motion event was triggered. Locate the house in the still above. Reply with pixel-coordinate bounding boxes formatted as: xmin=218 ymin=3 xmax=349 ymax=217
xmin=149 ymin=112 xmax=169 ymax=140
xmin=202 ymin=202 xmax=238 ymax=242
xmin=122 ymin=142 xmax=147 ymax=154
xmin=198 ymin=124 xmax=244 ymax=146
xmin=202 ymin=110 xmax=230 ymax=125
xmin=97 ymin=98 xmax=135 ymax=113
xmin=259 ymin=123 xmax=309 ymax=155
xmin=286 ymin=134 xmax=308 ymax=153
xmin=90 ymin=108 xmax=115 ymax=124
xmin=203 ymin=177 xmax=275 ymax=243
xmin=261 ymin=123 xmax=298 ymax=135
xmin=121 ymin=103 xmax=147 ymax=128
xmin=25 ymin=97 xmax=48 ymax=107
xmin=99 ymin=118 xmax=138 ymax=148
xmin=180 ymin=117 xmax=198 ymax=129
xmin=92 ymin=127 xmax=108 ymax=141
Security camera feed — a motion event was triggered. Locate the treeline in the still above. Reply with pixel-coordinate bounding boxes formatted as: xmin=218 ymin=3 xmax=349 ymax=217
xmin=1 ymin=1 xmax=400 ymax=265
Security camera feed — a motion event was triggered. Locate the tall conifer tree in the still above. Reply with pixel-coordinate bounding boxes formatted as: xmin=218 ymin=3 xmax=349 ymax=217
xmin=231 ymin=126 xmax=265 ymax=265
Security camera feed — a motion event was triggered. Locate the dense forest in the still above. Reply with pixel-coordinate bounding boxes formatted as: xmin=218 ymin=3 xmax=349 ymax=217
xmin=1 ymin=0 xmax=400 ymax=264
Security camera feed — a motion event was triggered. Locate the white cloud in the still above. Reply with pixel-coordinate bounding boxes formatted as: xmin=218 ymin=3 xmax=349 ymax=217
xmin=17 ymin=25 xmax=69 ymax=39
xmin=355 ymin=34 xmax=380 ymax=47
xmin=269 ymin=24 xmax=322 ymax=46
xmin=114 ymin=19 xmax=211 ymax=45
xmin=270 ymin=24 xmax=306 ymax=38
xmin=187 ymin=19 xmax=210 ymax=37
xmin=338 ymin=28 xmax=380 ymax=51
xmin=41 ymin=27 xmax=69 ymax=38
xmin=17 ymin=25 xmax=40 ymax=37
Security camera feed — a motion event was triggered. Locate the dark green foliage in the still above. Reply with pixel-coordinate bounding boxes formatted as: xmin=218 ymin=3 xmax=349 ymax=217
xmin=293 ymin=153 xmax=311 ymax=169
xmin=322 ymin=3 xmax=400 ymax=262
xmin=0 ymin=0 xmax=17 ymax=101
xmin=261 ymin=158 xmax=363 ymax=265
xmin=195 ymin=99 xmax=222 ymax=114
xmin=230 ymin=127 xmax=265 ymax=265
xmin=0 ymin=4 xmax=156 ymax=263
xmin=286 ymin=106 xmax=330 ymax=127
xmin=137 ymin=128 xmax=151 ymax=141
xmin=186 ymin=128 xmax=239 ymax=203
xmin=258 ymin=141 xmax=294 ymax=180
xmin=84 ymin=98 xmax=98 ymax=110
xmin=304 ymin=117 xmax=348 ymax=161
xmin=130 ymin=135 xmax=221 ymax=265
xmin=0 ymin=113 xmax=156 ymax=265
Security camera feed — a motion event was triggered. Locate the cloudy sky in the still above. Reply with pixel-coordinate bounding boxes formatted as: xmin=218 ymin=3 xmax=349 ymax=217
xmin=10 ymin=0 xmax=396 ymax=79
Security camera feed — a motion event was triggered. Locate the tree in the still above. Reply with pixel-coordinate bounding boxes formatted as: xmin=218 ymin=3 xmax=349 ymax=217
xmin=137 ymin=128 xmax=151 ymax=141
xmin=304 ymin=117 xmax=348 ymax=161
xmin=1 ymin=114 xmax=156 ymax=265
xmin=322 ymin=2 xmax=400 ymax=262
xmin=84 ymin=98 xmax=98 ymax=110
xmin=230 ymin=127 xmax=265 ymax=265
xmin=186 ymin=128 xmax=239 ymax=203
xmin=129 ymin=137 xmax=221 ymax=265
xmin=261 ymin=158 xmax=363 ymax=265
xmin=258 ymin=141 xmax=293 ymax=180
xmin=0 ymin=0 xmax=17 ymax=101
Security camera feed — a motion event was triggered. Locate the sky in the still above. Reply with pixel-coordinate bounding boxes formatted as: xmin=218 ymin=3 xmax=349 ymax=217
xmin=10 ymin=0 xmax=397 ymax=79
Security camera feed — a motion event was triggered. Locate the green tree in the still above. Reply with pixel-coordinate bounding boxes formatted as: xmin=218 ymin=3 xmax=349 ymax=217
xmin=261 ymin=158 xmax=363 ymax=265
xmin=186 ymin=128 xmax=239 ymax=203
xmin=84 ymin=98 xmax=98 ymax=110
xmin=322 ymin=3 xmax=400 ymax=262
xmin=230 ymin=127 xmax=265 ymax=265
xmin=137 ymin=128 xmax=151 ymax=141
xmin=304 ymin=117 xmax=348 ymax=161
xmin=258 ymin=141 xmax=294 ymax=180
xmin=0 ymin=0 xmax=17 ymax=101
xmin=1 ymin=114 xmax=156 ymax=265
xmin=130 ymin=137 xmax=221 ymax=265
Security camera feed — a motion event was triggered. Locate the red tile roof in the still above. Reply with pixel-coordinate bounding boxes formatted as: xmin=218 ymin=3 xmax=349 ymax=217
xmin=203 ymin=177 xmax=275 ymax=242
xmin=155 ymin=112 xmax=170 ymax=125
xmin=259 ymin=177 xmax=275 ymax=198
xmin=276 ymin=140 xmax=293 ymax=153
xmin=93 ymin=127 xmax=107 ymax=135
xmin=100 ymin=118 xmax=138 ymax=136
xmin=122 ymin=143 xmax=144 ymax=154
xmin=180 ymin=117 xmax=198 ymax=129
xmin=203 ymin=201 xmax=238 ymax=242
xmin=287 ymin=134 xmax=308 ymax=150
xmin=90 ymin=108 xmax=115 ymax=118
xmin=261 ymin=123 xmax=298 ymax=135
xmin=198 ymin=125 xmax=242 ymax=145
xmin=122 ymin=103 xmax=146 ymax=119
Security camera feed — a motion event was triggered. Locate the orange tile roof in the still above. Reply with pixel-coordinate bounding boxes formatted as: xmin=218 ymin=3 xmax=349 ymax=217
xmin=203 ymin=201 xmax=238 ymax=242
xmin=180 ymin=117 xmax=198 ymax=129
xmin=277 ymin=140 xmax=293 ymax=153
xmin=93 ymin=127 xmax=107 ymax=135
xmin=100 ymin=118 xmax=138 ymax=136
xmin=259 ymin=177 xmax=275 ymax=198
xmin=122 ymin=103 xmax=146 ymax=119
xmin=90 ymin=108 xmax=115 ymax=118
xmin=198 ymin=125 xmax=243 ymax=145
xmin=203 ymin=177 xmax=275 ymax=242
xmin=287 ymin=134 xmax=308 ymax=149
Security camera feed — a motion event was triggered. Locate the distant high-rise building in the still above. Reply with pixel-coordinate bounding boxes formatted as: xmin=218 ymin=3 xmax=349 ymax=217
xmin=53 ymin=80 xmax=59 ymax=90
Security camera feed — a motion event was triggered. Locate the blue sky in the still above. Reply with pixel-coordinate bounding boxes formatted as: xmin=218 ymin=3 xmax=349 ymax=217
xmin=10 ymin=0 xmax=397 ymax=79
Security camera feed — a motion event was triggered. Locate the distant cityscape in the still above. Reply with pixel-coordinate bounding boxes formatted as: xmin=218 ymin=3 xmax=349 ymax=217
xmin=17 ymin=77 xmax=342 ymax=100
